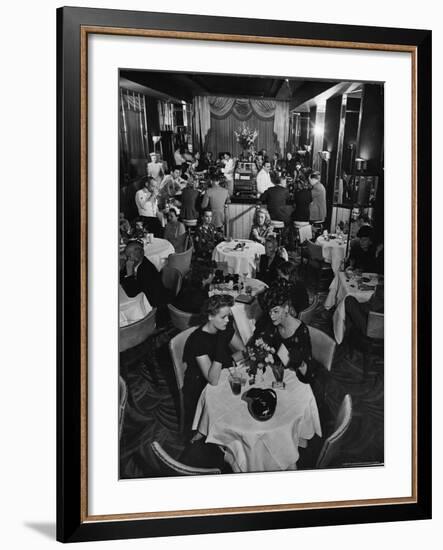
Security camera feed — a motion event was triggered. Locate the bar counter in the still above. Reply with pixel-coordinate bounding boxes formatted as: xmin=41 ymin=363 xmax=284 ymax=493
xmin=227 ymin=195 xmax=259 ymax=239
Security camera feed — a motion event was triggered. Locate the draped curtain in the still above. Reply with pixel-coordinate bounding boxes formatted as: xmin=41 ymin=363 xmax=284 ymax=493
xmin=157 ymin=101 xmax=174 ymax=130
xmin=273 ymin=101 xmax=290 ymax=153
xmin=193 ymin=96 xmax=211 ymax=152
xmin=207 ymin=113 xmax=276 ymax=158
xmin=125 ymin=110 xmax=146 ymax=158
xmin=120 ymin=89 xmax=147 ymax=161
xmin=193 ymin=96 xmax=290 ymax=154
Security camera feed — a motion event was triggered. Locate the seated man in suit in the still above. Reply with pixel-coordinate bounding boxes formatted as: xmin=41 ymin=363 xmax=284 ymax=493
xmin=347 ymin=225 xmax=378 ymax=273
xmin=173 ymin=260 xmax=215 ymax=315
xmin=119 ymin=241 xmax=167 ymax=308
xmin=256 ymin=235 xmax=288 ymax=286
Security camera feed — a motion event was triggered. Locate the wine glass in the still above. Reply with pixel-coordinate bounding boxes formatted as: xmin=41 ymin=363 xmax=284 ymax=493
xmin=272 ymin=361 xmax=286 ymax=389
xmin=241 ymin=272 xmax=249 ymax=291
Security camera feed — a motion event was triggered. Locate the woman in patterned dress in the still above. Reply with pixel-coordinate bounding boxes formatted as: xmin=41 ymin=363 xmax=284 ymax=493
xmin=249 ymin=207 xmax=274 ymax=244
xmin=253 ymin=286 xmax=345 ymax=433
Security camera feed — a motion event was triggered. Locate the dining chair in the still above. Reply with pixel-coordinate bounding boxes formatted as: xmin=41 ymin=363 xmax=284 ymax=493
xmin=151 ymin=441 xmax=221 ymax=475
xmin=306 ymin=240 xmax=333 ymax=292
xmin=295 ymin=223 xmax=313 ymax=244
xmin=316 ymin=394 xmax=353 ymax=468
xmin=173 ymin=232 xmax=188 ymax=254
xmin=166 ymin=246 xmax=193 ymax=277
xmin=366 ymin=311 xmax=384 ymax=339
xmin=307 ymin=325 xmax=336 ymax=371
xmin=119 ymin=307 xmax=157 ymax=352
xmin=348 ymin=310 xmax=384 ymax=376
xmin=118 ymin=376 xmax=128 ymax=441
xmin=298 ymin=294 xmax=319 ymax=325
xmin=167 ymin=304 xmax=200 ymax=331
xmin=169 ymin=326 xmax=198 ymax=433
xmin=364 ymin=311 xmax=384 ymax=375
xmin=161 ymin=265 xmax=183 ymax=297
xmin=182 ymin=218 xmax=198 ymax=234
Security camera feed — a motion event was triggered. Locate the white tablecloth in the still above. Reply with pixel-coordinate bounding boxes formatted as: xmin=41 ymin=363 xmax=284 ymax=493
xmin=143 ymin=238 xmax=174 ymax=271
xmin=212 ymin=240 xmax=265 ymax=277
xmin=231 ymin=278 xmax=267 ymax=345
xmin=119 ymin=286 xmax=152 ymax=327
xmin=192 ymin=367 xmax=322 ymax=473
xmin=324 ymin=271 xmax=376 ymax=343
xmin=316 ymin=235 xmax=347 ymax=274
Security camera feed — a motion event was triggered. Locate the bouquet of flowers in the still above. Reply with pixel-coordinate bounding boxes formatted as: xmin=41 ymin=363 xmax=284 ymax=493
xmin=246 ymin=337 xmax=276 ymax=377
xmin=234 ymin=123 xmax=258 ymax=151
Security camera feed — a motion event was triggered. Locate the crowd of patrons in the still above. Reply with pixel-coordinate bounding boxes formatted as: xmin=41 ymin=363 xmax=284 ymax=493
xmin=119 ymin=151 xmax=384 ymax=470
xmin=120 ymin=147 xmax=333 ymax=254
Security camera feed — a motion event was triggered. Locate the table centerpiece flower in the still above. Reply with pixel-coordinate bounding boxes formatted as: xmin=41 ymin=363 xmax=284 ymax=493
xmin=246 ymin=337 xmax=276 ymax=384
xmin=234 ymin=123 xmax=258 ymax=158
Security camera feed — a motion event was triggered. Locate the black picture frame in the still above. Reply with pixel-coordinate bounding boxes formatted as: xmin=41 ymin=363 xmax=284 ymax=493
xmin=57 ymin=6 xmax=432 ymax=543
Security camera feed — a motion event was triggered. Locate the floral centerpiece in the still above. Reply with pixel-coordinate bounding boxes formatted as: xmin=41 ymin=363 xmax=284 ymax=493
xmin=208 ymin=272 xmax=241 ymax=298
xmin=234 ymin=123 xmax=258 ymax=156
xmin=246 ymin=337 xmax=276 ymax=382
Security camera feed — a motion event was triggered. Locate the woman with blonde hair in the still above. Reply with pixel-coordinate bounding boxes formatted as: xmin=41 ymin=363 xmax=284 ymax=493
xmin=182 ymin=294 xmax=238 ymax=436
xmin=249 ymin=207 xmax=274 ymax=244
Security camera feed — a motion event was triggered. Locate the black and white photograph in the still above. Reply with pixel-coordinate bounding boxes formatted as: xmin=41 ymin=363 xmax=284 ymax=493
xmin=118 ymin=70 xmax=384 ymax=478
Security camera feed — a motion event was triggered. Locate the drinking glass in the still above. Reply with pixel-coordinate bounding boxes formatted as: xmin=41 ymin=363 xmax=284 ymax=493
xmin=228 ymin=374 xmax=242 ymax=396
xmin=272 ymin=362 xmax=286 ymax=389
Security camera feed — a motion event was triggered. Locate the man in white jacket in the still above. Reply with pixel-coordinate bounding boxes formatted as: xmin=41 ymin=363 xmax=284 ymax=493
xmin=221 ymin=152 xmax=235 ymax=196
xmin=256 ymin=161 xmax=274 ymax=196
xmin=135 ymin=178 xmax=163 ymax=237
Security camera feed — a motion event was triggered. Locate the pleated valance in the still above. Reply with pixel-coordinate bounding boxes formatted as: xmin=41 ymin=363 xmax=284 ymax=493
xmin=193 ymin=96 xmax=290 ymax=153
xmin=208 ymin=97 xmax=278 ymax=120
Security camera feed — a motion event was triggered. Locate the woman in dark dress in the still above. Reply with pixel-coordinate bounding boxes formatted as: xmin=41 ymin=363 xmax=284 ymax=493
xmin=182 ymin=294 xmax=237 ymax=438
xmin=254 ymin=286 xmax=314 ymax=382
xmin=253 ymin=286 xmax=345 ymax=438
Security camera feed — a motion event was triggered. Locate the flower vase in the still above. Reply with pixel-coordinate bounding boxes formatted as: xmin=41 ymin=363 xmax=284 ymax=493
xmin=256 ymin=363 xmax=265 ymax=385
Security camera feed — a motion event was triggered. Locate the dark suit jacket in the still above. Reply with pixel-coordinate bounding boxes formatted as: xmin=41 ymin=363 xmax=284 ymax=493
xmin=348 ymin=241 xmax=378 ymax=273
xmin=173 ymin=284 xmax=209 ymax=315
xmin=180 ymin=188 xmax=200 ymax=220
xmin=257 ymin=254 xmax=286 ymax=286
xmin=260 ymin=185 xmax=291 ymax=222
xmin=120 ymin=257 xmax=166 ymax=307
xmin=283 ymin=158 xmax=296 ymax=176
xmin=293 ymin=188 xmax=312 ymax=222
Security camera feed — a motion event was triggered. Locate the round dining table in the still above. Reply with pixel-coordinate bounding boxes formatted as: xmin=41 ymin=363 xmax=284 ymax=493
xmin=324 ymin=271 xmax=376 ymax=343
xmin=316 ymin=235 xmax=347 ymax=274
xmin=192 ymin=366 xmax=322 ymax=473
xmin=212 ymin=239 xmax=265 ymax=277
xmin=143 ymin=237 xmax=174 ymax=271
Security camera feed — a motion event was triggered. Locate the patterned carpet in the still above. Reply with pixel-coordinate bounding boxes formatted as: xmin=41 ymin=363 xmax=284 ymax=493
xmin=119 ymin=289 xmax=384 ymax=479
